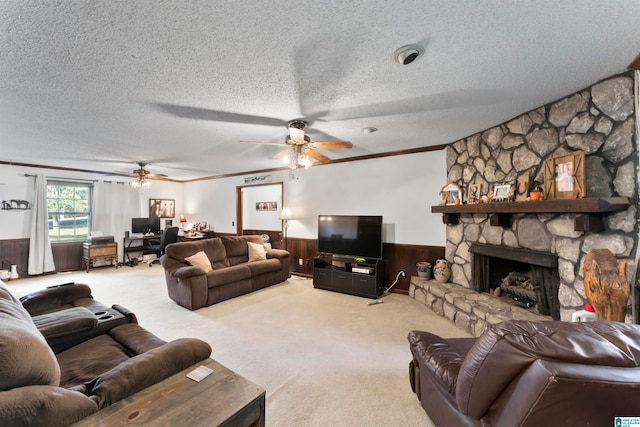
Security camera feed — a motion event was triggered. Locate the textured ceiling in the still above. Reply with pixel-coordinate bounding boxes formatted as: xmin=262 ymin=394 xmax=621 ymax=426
xmin=1 ymin=1 xmax=639 ymax=181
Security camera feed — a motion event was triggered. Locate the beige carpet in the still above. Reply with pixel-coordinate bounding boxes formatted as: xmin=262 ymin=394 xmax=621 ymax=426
xmin=8 ymin=265 xmax=470 ymax=427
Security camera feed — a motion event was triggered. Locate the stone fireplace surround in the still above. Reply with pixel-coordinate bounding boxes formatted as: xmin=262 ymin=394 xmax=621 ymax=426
xmin=410 ymin=72 xmax=638 ymax=331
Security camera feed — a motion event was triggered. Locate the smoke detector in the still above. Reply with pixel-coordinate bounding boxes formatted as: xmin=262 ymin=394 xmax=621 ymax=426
xmin=393 ymin=45 xmax=421 ymax=65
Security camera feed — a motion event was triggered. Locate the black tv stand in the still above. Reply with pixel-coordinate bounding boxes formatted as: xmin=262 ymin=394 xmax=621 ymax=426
xmin=313 ymin=254 xmax=385 ymax=299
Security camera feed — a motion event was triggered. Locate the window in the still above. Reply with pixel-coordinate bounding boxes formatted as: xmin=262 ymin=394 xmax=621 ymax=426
xmin=47 ymin=181 xmax=92 ymax=241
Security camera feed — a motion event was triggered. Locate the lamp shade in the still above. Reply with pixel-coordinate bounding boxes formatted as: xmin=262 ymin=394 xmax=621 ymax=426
xmin=280 ymin=207 xmax=293 ymax=220
xmin=179 ymin=215 xmax=187 ymax=223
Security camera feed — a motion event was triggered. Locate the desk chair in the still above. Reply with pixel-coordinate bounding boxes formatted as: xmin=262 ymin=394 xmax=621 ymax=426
xmin=147 ymin=227 xmax=179 ymax=266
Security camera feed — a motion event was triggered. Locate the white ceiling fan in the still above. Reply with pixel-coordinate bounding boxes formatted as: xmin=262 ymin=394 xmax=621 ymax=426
xmin=241 ymin=120 xmax=353 ymax=169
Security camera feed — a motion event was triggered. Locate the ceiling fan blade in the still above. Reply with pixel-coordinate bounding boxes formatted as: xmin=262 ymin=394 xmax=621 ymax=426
xmin=305 ymin=149 xmax=331 ymax=163
xmin=270 ymin=148 xmax=293 ymax=160
xmin=152 ymin=103 xmax=286 ymax=127
xmin=311 ymin=141 xmax=353 ymax=149
xmin=241 ymin=140 xmax=289 ymax=146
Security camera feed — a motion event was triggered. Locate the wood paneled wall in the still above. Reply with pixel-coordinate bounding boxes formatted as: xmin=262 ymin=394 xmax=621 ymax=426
xmin=285 ymin=237 xmax=445 ymax=294
xmin=0 ymin=239 xmax=84 ymax=277
xmin=2 ymin=237 xmax=444 ymax=292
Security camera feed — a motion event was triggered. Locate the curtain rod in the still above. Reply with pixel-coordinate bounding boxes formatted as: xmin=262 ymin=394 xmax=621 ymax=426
xmin=23 ymin=174 xmax=126 ymax=184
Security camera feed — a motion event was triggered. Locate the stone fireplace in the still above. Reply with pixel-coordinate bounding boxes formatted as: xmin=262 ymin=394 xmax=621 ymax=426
xmin=411 ymin=72 xmax=638 ymax=331
xmin=469 ymin=243 xmax=560 ymax=319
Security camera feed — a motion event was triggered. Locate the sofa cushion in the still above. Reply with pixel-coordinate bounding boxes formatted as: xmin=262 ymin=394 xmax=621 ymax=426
xmin=31 ymin=306 xmax=98 ymax=339
xmin=206 ymin=264 xmax=251 ymax=287
xmin=222 ymin=235 xmax=262 ymax=265
xmin=456 ymin=320 xmax=640 ymax=419
xmin=248 ymin=241 xmax=267 ymax=262
xmin=0 ymin=298 xmax=61 ymax=391
xmin=185 ymin=251 xmax=213 ymax=273
xmin=246 ymin=258 xmax=282 ymax=276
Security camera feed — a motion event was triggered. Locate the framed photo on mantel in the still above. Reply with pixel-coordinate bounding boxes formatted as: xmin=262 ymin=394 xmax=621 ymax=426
xmin=543 ymin=150 xmax=585 ymax=199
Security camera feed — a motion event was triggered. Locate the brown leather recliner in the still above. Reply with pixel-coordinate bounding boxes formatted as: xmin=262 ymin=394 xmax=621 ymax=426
xmin=408 ymin=320 xmax=640 ymax=426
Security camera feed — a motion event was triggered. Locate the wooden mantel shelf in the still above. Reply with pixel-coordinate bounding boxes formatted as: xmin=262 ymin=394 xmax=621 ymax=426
xmin=431 ymin=197 xmax=630 ymax=232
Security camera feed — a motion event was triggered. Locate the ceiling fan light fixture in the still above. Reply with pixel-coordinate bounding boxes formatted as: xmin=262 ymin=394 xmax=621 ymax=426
xmin=130 ymin=176 xmax=152 ymax=189
xmin=393 ymin=45 xmax=421 ymax=65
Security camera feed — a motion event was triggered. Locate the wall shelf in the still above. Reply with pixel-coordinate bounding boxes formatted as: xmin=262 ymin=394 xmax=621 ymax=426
xmin=431 ymin=197 xmax=631 ymax=232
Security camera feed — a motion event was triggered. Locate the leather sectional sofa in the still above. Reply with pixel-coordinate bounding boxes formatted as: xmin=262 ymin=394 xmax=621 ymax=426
xmin=408 ymin=320 xmax=640 ymax=426
xmin=0 ymin=280 xmax=212 ymax=426
xmin=160 ymin=235 xmax=290 ymax=310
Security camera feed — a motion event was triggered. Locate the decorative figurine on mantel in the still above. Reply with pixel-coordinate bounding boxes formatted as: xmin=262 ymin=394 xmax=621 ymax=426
xmin=583 ymin=248 xmax=628 ymax=322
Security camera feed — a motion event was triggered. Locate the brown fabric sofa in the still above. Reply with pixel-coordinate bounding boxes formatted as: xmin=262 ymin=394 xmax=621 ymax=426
xmin=0 ymin=281 xmax=212 ymax=427
xmin=18 ymin=282 xmax=136 ymax=353
xmin=408 ymin=320 xmax=640 ymax=427
xmin=160 ymin=235 xmax=290 ymax=310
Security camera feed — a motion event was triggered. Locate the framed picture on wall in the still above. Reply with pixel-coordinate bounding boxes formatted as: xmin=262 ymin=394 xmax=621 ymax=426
xmin=149 ymin=199 xmax=175 ymax=219
xmin=256 ymin=201 xmax=278 ymax=211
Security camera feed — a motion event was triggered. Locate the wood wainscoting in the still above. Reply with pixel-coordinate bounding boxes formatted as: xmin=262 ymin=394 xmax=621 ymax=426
xmin=0 ymin=239 xmax=84 ymax=277
xmin=285 ymin=237 xmax=445 ymax=294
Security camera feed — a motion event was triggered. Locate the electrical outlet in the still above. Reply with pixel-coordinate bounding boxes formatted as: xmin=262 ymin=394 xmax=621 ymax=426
xmin=298 ymin=258 xmax=304 ymax=266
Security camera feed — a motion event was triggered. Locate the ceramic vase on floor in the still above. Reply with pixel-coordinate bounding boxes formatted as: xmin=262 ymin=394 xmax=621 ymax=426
xmin=9 ymin=265 xmax=18 ymax=280
xmin=433 ymin=259 xmax=451 ymax=283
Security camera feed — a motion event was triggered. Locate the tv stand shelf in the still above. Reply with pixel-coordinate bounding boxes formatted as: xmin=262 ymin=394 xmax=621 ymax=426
xmin=313 ymin=255 xmax=385 ymax=299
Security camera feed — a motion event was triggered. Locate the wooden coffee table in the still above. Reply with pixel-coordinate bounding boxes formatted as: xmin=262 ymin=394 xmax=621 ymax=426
xmin=72 ymin=358 xmax=265 ymax=427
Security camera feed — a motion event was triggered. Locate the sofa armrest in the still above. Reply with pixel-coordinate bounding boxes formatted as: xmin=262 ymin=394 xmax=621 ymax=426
xmin=20 ymin=283 xmax=93 ymax=315
xmin=408 ymin=330 xmax=464 ymax=394
xmin=266 ymin=248 xmax=289 ymax=260
xmin=160 ymin=256 xmax=206 ymax=278
xmin=0 ymin=385 xmax=98 ymax=427
xmin=89 ymin=338 xmax=212 ymax=409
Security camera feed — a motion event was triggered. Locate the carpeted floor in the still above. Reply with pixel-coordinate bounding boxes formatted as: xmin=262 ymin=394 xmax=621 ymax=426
xmin=8 ymin=265 xmax=470 ymax=426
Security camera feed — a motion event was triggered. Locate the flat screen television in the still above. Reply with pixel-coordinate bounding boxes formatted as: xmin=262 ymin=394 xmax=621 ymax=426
xmin=131 ymin=217 xmax=161 ymax=235
xmin=318 ymin=215 xmax=383 ymax=260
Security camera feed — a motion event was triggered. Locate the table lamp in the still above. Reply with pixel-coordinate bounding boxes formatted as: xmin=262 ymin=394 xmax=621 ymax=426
xmin=179 ymin=215 xmax=187 ymax=234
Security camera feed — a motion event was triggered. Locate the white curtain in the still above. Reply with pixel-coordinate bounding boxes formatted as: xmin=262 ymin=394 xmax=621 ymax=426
xmin=92 ymin=181 xmax=137 ymax=262
xmin=28 ymin=174 xmax=55 ymax=274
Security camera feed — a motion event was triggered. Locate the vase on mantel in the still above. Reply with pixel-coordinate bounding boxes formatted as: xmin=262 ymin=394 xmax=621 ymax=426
xmin=9 ymin=265 xmax=18 ymax=280
xmin=416 ymin=262 xmax=432 ymax=279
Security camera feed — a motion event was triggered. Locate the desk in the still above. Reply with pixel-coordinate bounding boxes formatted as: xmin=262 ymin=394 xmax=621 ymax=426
xmin=72 ymin=357 xmax=265 ymax=427
xmin=123 ymin=235 xmax=161 ymax=262
xmin=178 ymin=233 xmax=216 ymax=242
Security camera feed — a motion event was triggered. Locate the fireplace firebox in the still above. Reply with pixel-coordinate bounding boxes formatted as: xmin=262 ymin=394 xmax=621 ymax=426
xmin=469 ymin=243 xmax=560 ymax=320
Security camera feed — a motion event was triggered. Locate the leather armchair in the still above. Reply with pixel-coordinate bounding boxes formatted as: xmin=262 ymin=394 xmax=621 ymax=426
xmin=408 ymin=320 xmax=640 ymax=426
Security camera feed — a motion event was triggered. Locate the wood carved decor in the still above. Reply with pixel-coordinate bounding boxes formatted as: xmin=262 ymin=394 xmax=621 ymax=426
xmin=583 ymin=249 xmax=629 ymax=322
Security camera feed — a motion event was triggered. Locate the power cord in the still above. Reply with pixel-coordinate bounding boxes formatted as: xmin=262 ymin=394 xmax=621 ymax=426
xmin=384 ymin=270 xmax=406 ymax=293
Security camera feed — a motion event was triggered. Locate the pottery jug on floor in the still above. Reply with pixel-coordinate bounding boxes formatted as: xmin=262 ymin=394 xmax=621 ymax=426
xmin=433 ymin=259 xmax=451 ymax=283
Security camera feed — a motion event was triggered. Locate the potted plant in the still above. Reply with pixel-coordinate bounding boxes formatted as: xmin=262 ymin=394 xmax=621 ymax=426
xmin=530 ymin=182 xmax=543 ymax=201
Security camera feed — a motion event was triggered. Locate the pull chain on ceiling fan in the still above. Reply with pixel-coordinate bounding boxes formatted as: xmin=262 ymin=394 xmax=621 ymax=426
xmin=241 ymin=120 xmax=353 ymax=169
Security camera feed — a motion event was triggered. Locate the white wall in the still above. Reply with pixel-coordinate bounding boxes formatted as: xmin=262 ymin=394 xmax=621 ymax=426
xmin=0 ymin=149 xmax=447 ymax=247
xmin=0 ymin=165 xmax=185 ymax=239
xmin=242 ymin=184 xmax=282 ymax=231
xmin=184 ymin=149 xmax=447 ymax=246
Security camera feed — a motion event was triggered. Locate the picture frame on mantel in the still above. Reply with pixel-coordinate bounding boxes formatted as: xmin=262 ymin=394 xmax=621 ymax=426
xmin=467 ymin=183 xmax=482 ymax=204
xmin=543 ymin=150 xmax=585 ymax=199
xmin=440 ymin=183 xmax=462 ymax=205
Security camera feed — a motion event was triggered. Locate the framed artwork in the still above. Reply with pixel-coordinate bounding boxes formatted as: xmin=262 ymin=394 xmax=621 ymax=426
xmin=440 ymin=183 xmax=462 ymax=205
xmin=149 ymin=199 xmax=175 ymax=218
xmin=467 ymin=183 xmax=482 ymax=204
xmin=256 ymin=201 xmax=278 ymax=211
xmin=543 ymin=150 xmax=585 ymax=199
xmin=515 ymin=175 xmax=531 ymax=202
xmin=492 ymin=183 xmax=513 ymax=202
